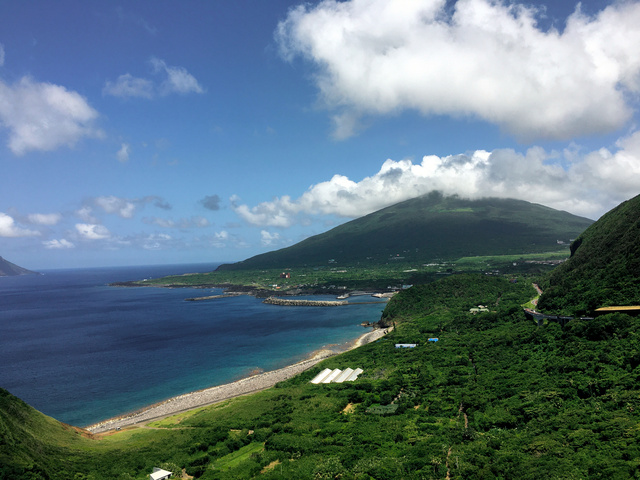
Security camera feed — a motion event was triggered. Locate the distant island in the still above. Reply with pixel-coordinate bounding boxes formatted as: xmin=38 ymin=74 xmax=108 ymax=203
xmin=0 ymin=256 xmax=38 ymax=277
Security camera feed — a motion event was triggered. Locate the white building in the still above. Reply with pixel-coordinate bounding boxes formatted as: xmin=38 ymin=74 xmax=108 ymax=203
xmin=150 ymin=467 xmax=172 ymax=480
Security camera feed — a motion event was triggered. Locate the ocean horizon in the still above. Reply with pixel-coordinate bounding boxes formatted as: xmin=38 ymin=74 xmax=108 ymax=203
xmin=0 ymin=263 xmax=386 ymax=427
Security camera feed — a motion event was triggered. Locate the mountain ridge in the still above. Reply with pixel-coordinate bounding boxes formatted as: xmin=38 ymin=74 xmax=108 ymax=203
xmin=538 ymin=192 xmax=640 ymax=315
xmin=219 ymin=192 xmax=593 ymax=271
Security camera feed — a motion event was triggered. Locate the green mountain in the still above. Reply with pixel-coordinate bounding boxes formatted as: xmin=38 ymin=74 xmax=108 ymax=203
xmin=0 ymin=256 xmax=38 ymax=276
xmin=538 ymin=193 xmax=640 ymax=315
xmin=219 ymin=192 xmax=593 ymax=271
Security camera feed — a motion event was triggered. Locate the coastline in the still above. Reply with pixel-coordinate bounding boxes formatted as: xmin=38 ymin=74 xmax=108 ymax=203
xmin=85 ymin=326 xmax=390 ymax=434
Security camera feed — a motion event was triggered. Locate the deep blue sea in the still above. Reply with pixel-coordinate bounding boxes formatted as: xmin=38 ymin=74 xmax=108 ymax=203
xmin=0 ymin=264 xmax=386 ymax=427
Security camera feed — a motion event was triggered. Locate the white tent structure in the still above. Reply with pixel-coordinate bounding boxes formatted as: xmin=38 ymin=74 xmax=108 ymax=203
xmin=150 ymin=467 xmax=172 ymax=480
xmin=309 ymin=367 xmax=363 ymax=384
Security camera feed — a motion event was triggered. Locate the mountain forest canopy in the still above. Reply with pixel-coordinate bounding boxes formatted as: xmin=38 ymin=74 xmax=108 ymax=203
xmin=538 ymin=193 xmax=640 ymax=316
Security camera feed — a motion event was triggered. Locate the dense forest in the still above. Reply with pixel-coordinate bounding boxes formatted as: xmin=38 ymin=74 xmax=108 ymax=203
xmin=3 ymin=274 xmax=640 ymax=479
xmin=538 ymin=193 xmax=640 ymax=315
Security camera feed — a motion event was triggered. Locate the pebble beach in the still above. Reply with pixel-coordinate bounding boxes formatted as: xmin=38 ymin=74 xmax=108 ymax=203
xmin=86 ymin=327 xmax=389 ymax=434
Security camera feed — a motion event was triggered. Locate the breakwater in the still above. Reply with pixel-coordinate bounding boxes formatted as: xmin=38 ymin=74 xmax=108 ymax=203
xmin=263 ymin=297 xmax=348 ymax=307
xmin=185 ymin=293 xmax=242 ymax=301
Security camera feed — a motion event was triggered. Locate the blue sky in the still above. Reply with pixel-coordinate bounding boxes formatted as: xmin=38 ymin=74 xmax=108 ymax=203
xmin=2 ymin=0 xmax=640 ymax=269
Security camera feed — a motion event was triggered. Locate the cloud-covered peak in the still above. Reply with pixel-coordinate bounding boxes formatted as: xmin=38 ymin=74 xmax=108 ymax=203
xmin=232 ymin=129 xmax=640 ymax=227
xmin=277 ymin=0 xmax=640 ymax=141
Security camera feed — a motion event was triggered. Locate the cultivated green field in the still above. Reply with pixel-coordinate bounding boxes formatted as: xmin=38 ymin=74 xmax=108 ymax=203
xmin=132 ymin=250 xmax=569 ymax=294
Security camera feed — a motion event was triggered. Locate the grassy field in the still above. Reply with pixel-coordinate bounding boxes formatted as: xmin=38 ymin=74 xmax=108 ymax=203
xmin=454 ymin=250 xmax=569 ymax=265
xmin=132 ymin=251 xmax=569 ymax=294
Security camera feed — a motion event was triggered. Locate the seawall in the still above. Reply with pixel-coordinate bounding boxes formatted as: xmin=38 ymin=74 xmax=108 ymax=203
xmin=263 ymin=297 xmax=348 ymax=307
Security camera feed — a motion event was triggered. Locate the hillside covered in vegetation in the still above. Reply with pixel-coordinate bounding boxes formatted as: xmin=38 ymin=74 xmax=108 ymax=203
xmin=218 ymin=192 xmax=593 ymax=270
xmin=3 ymin=195 xmax=639 ymax=479
xmin=2 ymin=273 xmax=640 ymax=479
xmin=538 ymin=193 xmax=640 ymax=315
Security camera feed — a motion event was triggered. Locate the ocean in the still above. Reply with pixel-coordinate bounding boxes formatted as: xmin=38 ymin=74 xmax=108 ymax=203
xmin=0 ymin=264 xmax=387 ymax=427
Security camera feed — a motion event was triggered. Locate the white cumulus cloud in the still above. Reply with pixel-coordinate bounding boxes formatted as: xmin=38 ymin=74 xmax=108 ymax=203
xmin=75 ymin=223 xmax=110 ymax=240
xmin=103 ymin=73 xmax=154 ymax=99
xmin=80 ymin=195 xmax=171 ymax=222
xmin=43 ymin=239 xmax=75 ymax=249
xmin=142 ymin=216 xmax=210 ymax=228
xmin=142 ymin=233 xmax=173 ymax=250
xmin=260 ymin=230 xmax=281 ymax=246
xmin=27 ymin=213 xmax=62 ymax=225
xmin=0 ymin=76 xmax=102 ymax=155
xmin=276 ymin=0 xmax=640 ymax=141
xmin=0 ymin=212 xmax=40 ymax=237
xmin=116 ymin=142 xmax=130 ymax=162
xmin=76 ymin=206 xmax=98 ymax=223
xmin=150 ymin=57 xmax=205 ymax=95
xmin=104 ymin=58 xmax=204 ymax=99
xmin=209 ymin=230 xmax=230 ymax=248
xmin=233 ymin=130 xmax=640 ymax=226
xmin=95 ymin=196 xmax=136 ymax=218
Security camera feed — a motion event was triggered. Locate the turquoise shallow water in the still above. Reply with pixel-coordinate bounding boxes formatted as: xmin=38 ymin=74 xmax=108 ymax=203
xmin=0 ymin=264 xmax=386 ymax=427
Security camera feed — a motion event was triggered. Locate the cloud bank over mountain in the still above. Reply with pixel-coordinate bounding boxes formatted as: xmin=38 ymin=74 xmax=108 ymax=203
xmin=277 ymin=0 xmax=640 ymax=140
xmin=233 ymin=130 xmax=640 ymax=226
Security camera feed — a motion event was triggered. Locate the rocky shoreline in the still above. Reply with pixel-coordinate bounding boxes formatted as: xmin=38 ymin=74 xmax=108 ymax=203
xmin=84 ymin=327 xmax=390 ymax=434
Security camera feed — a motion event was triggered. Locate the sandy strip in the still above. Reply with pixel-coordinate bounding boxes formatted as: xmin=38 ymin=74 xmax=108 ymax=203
xmin=85 ymin=327 xmax=391 ymax=434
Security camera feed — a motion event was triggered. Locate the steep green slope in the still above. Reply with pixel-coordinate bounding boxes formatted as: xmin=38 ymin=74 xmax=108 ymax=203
xmin=538 ymin=193 xmax=640 ymax=315
xmin=0 ymin=388 xmax=89 ymax=479
xmin=220 ymin=192 xmax=593 ymax=270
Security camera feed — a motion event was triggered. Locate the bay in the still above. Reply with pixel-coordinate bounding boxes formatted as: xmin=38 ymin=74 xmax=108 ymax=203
xmin=0 ymin=264 xmax=386 ymax=427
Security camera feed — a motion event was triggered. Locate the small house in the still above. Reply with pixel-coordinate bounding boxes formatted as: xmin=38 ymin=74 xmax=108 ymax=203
xmin=469 ymin=306 xmax=489 ymax=314
xmin=395 ymin=343 xmax=417 ymax=348
xmin=428 ymin=338 xmax=438 ymax=342
xmin=150 ymin=467 xmax=172 ymax=480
